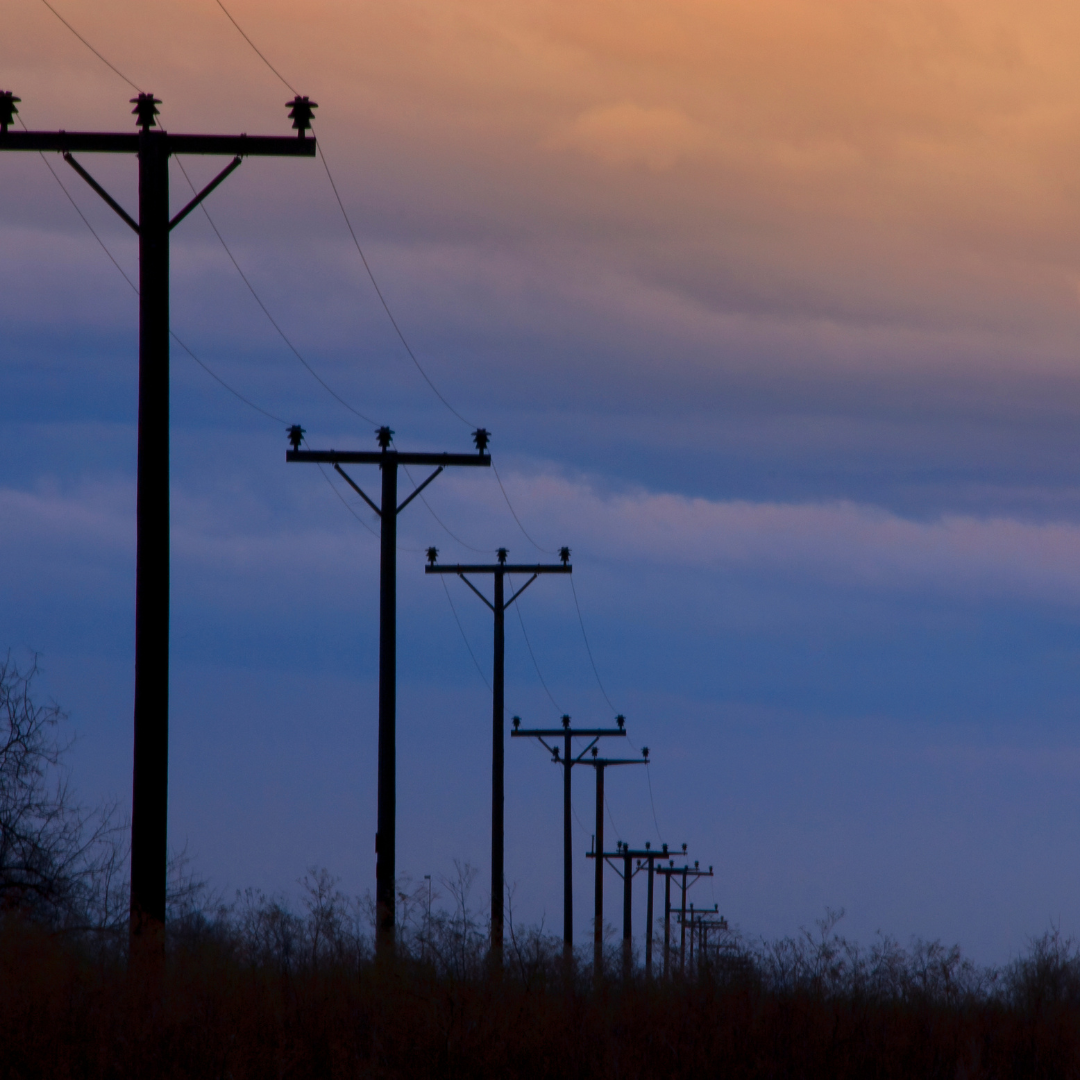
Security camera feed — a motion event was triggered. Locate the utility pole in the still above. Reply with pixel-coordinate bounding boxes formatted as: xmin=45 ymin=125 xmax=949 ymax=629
xmin=0 ymin=90 xmax=316 ymax=957
xmin=512 ymin=713 xmax=628 ymax=964
xmin=679 ymin=905 xmax=727 ymax=976
xmin=425 ymin=545 xmax=571 ymax=966
xmin=637 ymin=842 xmax=669 ymax=980
xmin=654 ymin=855 xmax=711 ymax=979
xmin=582 ymin=746 xmax=648 ymax=980
xmin=587 ymin=840 xmax=661 ymax=981
xmin=287 ymin=426 xmax=491 ymax=955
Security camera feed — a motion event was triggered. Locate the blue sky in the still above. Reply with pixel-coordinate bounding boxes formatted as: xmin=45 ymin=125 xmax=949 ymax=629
xmin=5 ymin=0 xmax=1080 ymax=962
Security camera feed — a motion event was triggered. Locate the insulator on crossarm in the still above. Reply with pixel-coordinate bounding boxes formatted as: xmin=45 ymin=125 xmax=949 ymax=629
xmin=130 ymin=93 xmax=161 ymax=130
xmin=286 ymin=95 xmax=317 ymax=138
xmin=0 ymin=91 xmax=20 ymax=134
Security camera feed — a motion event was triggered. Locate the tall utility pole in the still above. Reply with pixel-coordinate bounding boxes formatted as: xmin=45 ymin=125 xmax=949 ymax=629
xmin=425 ymin=546 xmax=571 ymax=966
xmin=582 ymin=746 xmax=648 ymax=979
xmin=286 ymin=426 xmax=490 ymax=955
xmin=0 ymin=90 xmax=317 ymax=954
xmin=512 ymin=713 xmax=628 ymax=963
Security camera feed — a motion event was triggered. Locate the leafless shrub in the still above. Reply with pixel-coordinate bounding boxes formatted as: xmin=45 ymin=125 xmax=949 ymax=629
xmin=0 ymin=653 xmax=126 ymax=931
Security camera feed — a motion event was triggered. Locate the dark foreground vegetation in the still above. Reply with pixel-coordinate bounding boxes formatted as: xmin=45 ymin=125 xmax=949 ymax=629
xmin=6 ymin=892 xmax=1080 ymax=1079
xmin=6 ymin=655 xmax=1080 ymax=1078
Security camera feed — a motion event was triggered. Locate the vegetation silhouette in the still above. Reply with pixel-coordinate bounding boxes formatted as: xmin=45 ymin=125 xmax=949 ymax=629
xmin=6 ymin=660 xmax=1080 ymax=1077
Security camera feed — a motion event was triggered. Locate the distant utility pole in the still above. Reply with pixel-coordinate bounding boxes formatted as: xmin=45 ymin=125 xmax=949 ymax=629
xmin=587 ymin=839 xmax=662 ymax=981
xmin=0 ymin=90 xmax=316 ymax=957
xmin=655 ymin=858 xmax=713 ymax=977
xmin=679 ymin=903 xmax=728 ymax=976
xmin=425 ymin=545 xmax=571 ymax=966
xmin=286 ymin=425 xmax=490 ymax=956
xmin=512 ymin=713 xmax=628 ymax=964
xmin=581 ymin=746 xmax=649 ymax=979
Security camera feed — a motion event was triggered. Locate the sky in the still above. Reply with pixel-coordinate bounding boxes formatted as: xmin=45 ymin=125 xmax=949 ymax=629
xmin=5 ymin=0 xmax=1080 ymax=964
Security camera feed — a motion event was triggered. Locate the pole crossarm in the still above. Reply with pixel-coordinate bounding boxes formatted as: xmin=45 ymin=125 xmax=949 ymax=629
xmin=427 ymin=564 xmax=571 ymax=577
xmin=0 ymin=131 xmax=317 ymax=156
xmin=287 ymin=449 xmax=490 ymax=467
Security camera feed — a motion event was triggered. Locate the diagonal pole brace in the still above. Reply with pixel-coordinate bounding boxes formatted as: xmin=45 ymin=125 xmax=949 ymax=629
xmin=334 ymin=463 xmax=381 ymax=516
xmin=457 ymin=573 xmax=495 ymax=611
xmin=397 ymin=465 xmax=444 ymax=514
xmin=504 ymin=572 xmax=538 ymax=609
xmin=169 ymin=156 xmax=242 ymax=230
xmin=64 ymin=152 xmax=139 ymax=233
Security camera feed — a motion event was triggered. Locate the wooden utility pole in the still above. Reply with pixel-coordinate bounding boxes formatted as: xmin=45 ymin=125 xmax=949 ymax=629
xmin=287 ymin=426 xmax=491 ymax=955
xmin=425 ymin=546 xmax=570 ymax=966
xmin=512 ymin=714 xmax=628 ymax=964
xmin=0 ymin=90 xmax=316 ymax=958
xmin=582 ymin=748 xmax=648 ymax=979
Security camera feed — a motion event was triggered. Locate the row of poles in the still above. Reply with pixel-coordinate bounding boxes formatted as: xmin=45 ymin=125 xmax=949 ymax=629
xmin=0 ymin=92 xmax=724 ymax=976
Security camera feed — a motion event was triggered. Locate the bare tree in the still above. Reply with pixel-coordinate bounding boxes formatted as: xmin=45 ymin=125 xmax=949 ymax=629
xmin=0 ymin=653 xmax=126 ymax=929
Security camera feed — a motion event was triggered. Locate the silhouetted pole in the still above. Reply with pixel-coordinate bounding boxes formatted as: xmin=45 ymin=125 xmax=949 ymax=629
xmin=594 ymin=761 xmax=604 ymax=971
xmin=584 ymin=747 xmax=648 ymax=980
xmin=664 ymin=869 xmax=672 ymax=978
xmin=425 ymin=546 xmax=571 ymax=965
xmin=0 ymin=90 xmax=317 ymax=958
xmin=654 ymin=853 xmax=713 ymax=980
xmin=622 ymin=844 xmax=633 ymax=979
xmin=288 ymin=427 xmax=491 ymax=955
xmin=680 ymin=868 xmax=687 ymax=974
xmin=563 ymin=727 xmax=572 ymax=958
xmin=645 ymin=848 xmax=657 ymax=979
xmin=513 ymin=714 xmax=628 ymax=963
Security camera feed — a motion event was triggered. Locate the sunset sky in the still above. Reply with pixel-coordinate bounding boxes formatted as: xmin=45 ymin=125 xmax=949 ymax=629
xmin=5 ymin=1 xmax=1080 ymax=961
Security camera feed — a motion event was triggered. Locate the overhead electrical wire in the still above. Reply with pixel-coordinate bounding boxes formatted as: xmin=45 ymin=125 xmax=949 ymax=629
xmin=35 ymin=0 xmax=667 ymax=845
xmin=38 ymin=0 xmax=142 ymax=93
xmin=214 ymin=0 xmax=298 ymax=96
xmin=173 ymin=155 xmax=377 ymax=426
xmin=506 ymin=572 xmax=561 ymax=714
xmin=213 ymin=0 xmax=475 ymax=429
xmin=440 ymin=577 xmax=491 ymax=692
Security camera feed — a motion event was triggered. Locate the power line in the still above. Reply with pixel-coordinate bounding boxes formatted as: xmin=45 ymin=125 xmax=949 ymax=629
xmin=400 ymin=461 xmax=494 ymax=554
xmin=440 ymin=576 xmax=490 ymax=690
xmin=315 ymin=462 xmax=380 ymax=541
xmin=171 ymin=333 xmax=287 ymax=425
xmin=316 ymin=142 xmax=475 ymax=428
xmin=569 ymin=575 xmax=618 ymax=715
xmin=506 ymin=573 xmax=560 ymax=713
xmin=173 ymin=155 xmax=377 ymax=426
xmin=492 ymin=462 xmax=557 ymax=555
xmin=38 ymin=0 xmax=142 ymax=93
xmin=212 ymin=0 xmax=477 ymax=429
xmin=215 ymin=0 xmax=297 ymax=95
